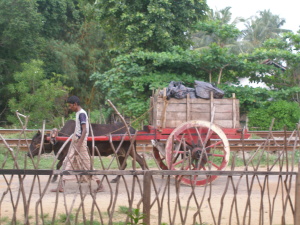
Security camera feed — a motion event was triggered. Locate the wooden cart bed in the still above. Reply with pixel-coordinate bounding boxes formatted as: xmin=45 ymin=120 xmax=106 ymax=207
xmin=150 ymin=91 xmax=240 ymax=129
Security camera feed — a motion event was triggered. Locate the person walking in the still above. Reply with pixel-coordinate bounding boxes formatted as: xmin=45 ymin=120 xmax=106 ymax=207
xmin=51 ymin=95 xmax=104 ymax=193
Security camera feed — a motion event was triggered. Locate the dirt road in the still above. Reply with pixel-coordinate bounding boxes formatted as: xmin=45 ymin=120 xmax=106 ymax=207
xmin=0 ymin=167 xmax=296 ymax=224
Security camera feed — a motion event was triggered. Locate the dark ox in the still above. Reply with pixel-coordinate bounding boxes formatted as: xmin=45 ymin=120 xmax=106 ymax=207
xmin=28 ymin=120 xmax=145 ymax=182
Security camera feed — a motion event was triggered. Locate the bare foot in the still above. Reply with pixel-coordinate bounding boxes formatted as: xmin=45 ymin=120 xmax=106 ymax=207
xmin=94 ymin=184 xmax=104 ymax=193
xmin=50 ymin=188 xmax=64 ymax=193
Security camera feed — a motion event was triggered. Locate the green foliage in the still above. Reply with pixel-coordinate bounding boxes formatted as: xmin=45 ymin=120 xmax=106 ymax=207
xmin=91 ymin=46 xmax=247 ymax=120
xmin=41 ymin=12 xmax=111 ymax=110
xmin=0 ymin=0 xmax=44 ymax=61
xmin=0 ymin=0 xmax=45 ymax=121
xmin=58 ymin=213 xmax=74 ymax=223
xmin=7 ymin=60 xmax=70 ymax=128
xmin=78 ymin=221 xmax=101 ymax=225
xmin=221 ymin=85 xmax=300 ymax=114
xmin=89 ymin=109 xmax=111 ymax=124
xmin=248 ymin=100 xmax=300 ymax=130
xmin=241 ymin=9 xmax=290 ymax=52
xmin=193 ymin=19 xmax=241 ymax=48
xmin=118 ymin=206 xmax=131 ymax=214
xmin=96 ymin=0 xmax=209 ymax=52
xmin=1 ymin=1 xmax=300 ymax=130
xmin=37 ymin=0 xmax=82 ymax=39
xmin=127 ymin=208 xmax=145 ymax=225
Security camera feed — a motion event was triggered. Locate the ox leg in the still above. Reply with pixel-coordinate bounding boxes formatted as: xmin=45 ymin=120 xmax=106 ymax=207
xmin=51 ymin=160 xmax=63 ymax=183
xmin=130 ymin=149 xmax=146 ymax=170
xmin=110 ymin=154 xmax=127 ymax=183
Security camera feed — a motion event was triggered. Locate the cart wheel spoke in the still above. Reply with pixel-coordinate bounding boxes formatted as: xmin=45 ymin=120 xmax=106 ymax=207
xmin=172 ymin=159 xmax=185 ymax=167
xmin=207 ymin=161 xmax=221 ymax=170
xmin=206 ymin=140 xmax=223 ymax=149
xmin=165 ymin=120 xmax=230 ymax=186
xmin=187 ymin=128 xmax=197 ymax=147
xmin=210 ymin=153 xmax=225 ymax=158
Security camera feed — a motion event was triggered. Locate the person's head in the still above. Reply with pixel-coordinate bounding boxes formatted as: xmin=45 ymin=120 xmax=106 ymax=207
xmin=67 ymin=96 xmax=81 ymax=112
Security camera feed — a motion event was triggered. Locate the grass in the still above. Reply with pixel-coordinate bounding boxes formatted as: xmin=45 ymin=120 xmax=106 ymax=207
xmin=1 ymin=144 xmax=299 ymax=171
xmin=230 ymin=149 xmax=300 ymax=167
xmin=0 ymin=145 xmax=158 ymax=170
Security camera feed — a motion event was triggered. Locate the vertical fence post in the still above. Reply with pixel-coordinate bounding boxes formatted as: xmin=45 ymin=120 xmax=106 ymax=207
xmin=143 ymin=171 xmax=151 ymax=225
xmin=295 ymin=164 xmax=300 ymax=225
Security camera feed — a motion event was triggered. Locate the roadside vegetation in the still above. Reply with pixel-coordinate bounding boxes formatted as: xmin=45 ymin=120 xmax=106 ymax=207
xmin=0 ymin=1 xmax=299 ymax=130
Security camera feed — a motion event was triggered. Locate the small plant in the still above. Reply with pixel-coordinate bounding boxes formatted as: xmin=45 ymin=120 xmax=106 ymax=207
xmin=118 ymin=205 xmax=130 ymax=214
xmin=118 ymin=206 xmax=146 ymax=225
xmin=78 ymin=220 xmax=101 ymax=225
xmin=58 ymin=213 xmax=74 ymax=223
xmin=127 ymin=208 xmax=145 ymax=225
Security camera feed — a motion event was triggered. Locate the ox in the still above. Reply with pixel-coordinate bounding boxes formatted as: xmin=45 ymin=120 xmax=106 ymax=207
xmin=28 ymin=120 xmax=145 ymax=182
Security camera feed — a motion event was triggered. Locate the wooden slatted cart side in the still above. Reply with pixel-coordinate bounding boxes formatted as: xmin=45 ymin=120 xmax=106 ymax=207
xmin=150 ymin=89 xmax=240 ymax=129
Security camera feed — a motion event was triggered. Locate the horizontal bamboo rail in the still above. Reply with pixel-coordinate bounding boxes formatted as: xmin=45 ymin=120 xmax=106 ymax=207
xmin=0 ymin=169 xmax=297 ymax=176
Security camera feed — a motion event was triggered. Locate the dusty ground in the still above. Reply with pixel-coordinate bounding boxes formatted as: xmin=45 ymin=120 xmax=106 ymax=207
xmin=0 ymin=165 xmax=296 ymax=225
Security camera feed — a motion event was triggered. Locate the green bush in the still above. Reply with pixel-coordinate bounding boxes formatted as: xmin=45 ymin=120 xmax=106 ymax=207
xmin=248 ymin=100 xmax=300 ymax=130
xmin=7 ymin=60 xmax=71 ymax=128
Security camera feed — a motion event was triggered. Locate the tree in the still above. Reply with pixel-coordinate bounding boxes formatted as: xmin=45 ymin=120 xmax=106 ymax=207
xmin=38 ymin=1 xmax=112 ymax=109
xmin=248 ymin=100 xmax=300 ymax=130
xmin=0 ymin=0 xmax=44 ymax=122
xmin=37 ymin=0 xmax=82 ymax=39
xmin=95 ymin=0 xmax=209 ymax=52
xmin=7 ymin=60 xmax=70 ymax=127
xmin=241 ymin=10 xmax=291 ymax=52
xmin=238 ymin=31 xmax=300 ymax=90
xmin=191 ymin=7 xmax=242 ymax=51
xmin=91 ymin=46 xmax=246 ymax=118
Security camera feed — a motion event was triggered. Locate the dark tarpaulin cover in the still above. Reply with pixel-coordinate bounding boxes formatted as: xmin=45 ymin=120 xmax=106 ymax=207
xmin=165 ymin=81 xmax=224 ymax=99
xmin=194 ymin=81 xmax=224 ymax=99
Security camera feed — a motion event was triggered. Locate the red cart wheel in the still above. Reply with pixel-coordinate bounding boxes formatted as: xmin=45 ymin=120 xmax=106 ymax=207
xmin=165 ymin=120 xmax=230 ymax=186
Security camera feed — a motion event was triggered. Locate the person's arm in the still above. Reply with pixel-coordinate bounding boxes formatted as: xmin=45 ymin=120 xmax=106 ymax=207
xmin=76 ymin=123 xmax=87 ymax=149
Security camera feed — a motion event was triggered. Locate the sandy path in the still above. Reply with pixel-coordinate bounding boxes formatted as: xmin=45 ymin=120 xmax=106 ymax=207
xmin=0 ymin=167 xmax=296 ymax=224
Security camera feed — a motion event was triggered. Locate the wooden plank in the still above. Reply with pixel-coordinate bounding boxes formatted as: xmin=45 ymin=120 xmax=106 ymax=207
xmin=149 ymin=97 xmax=153 ymax=126
xmin=153 ymin=95 xmax=241 ymax=128
xmin=210 ymin=92 xmax=214 ymax=123
xmin=232 ymin=93 xmax=237 ymax=128
xmin=164 ymin=103 xmax=236 ymax=113
xmin=156 ymin=97 xmax=238 ymax=105
xmin=0 ymin=169 xmax=53 ymax=175
xmin=159 ymin=112 xmax=237 ymax=121
xmin=190 ymin=112 xmax=210 ymax=121
xmin=190 ymin=104 xmax=211 ymax=113
xmin=191 ymin=104 xmax=234 ymax=113
xmin=213 ymin=113 xmax=237 ymax=120
xmin=213 ymin=120 xmax=235 ymax=128
xmin=295 ymin=164 xmax=300 ymax=225
xmin=0 ymin=169 xmax=296 ymax=176
xmin=161 ymin=88 xmax=168 ymax=128
xmin=160 ymin=103 xmax=190 ymax=112
xmin=152 ymin=93 xmax=158 ymax=127
xmin=158 ymin=120 xmax=184 ymax=128
xmin=157 ymin=111 xmax=186 ymax=120
xmin=214 ymin=105 xmax=235 ymax=113
xmin=186 ymin=93 xmax=190 ymax=121
xmin=143 ymin=171 xmax=151 ymax=224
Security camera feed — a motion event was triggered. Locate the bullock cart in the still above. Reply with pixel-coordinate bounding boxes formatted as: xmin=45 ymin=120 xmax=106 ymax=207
xmin=53 ymin=91 xmax=250 ymax=186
